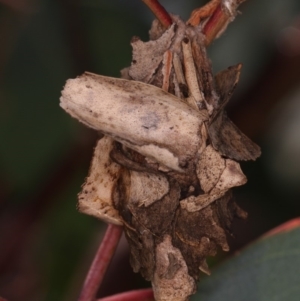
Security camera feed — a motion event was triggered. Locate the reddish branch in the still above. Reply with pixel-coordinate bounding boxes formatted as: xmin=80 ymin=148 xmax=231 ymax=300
xmin=141 ymin=0 xmax=172 ymax=28
xmin=77 ymin=224 xmax=123 ymax=301
xmin=202 ymin=3 xmax=226 ymax=45
xmin=189 ymin=0 xmax=246 ymax=46
xmin=97 ymin=289 xmax=154 ymax=301
xmin=141 ymin=0 xmax=247 ymax=45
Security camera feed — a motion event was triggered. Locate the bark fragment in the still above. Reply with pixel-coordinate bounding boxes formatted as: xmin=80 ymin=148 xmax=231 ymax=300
xmin=153 ymin=235 xmax=196 ymax=301
xmin=77 ymin=136 xmax=122 ymax=225
xmin=208 ymin=111 xmax=261 ymax=160
xmin=129 ymin=23 xmax=176 ymax=83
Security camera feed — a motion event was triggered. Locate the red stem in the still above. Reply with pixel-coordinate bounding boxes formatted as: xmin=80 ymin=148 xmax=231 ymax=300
xmin=203 ymin=1 xmax=246 ymax=45
xmin=202 ymin=4 xmax=227 ymax=45
xmin=97 ymin=289 xmax=154 ymax=301
xmin=142 ymin=0 xmax=172 ymax=28
xmin=77 ymin=224 xmax=123 ymax=301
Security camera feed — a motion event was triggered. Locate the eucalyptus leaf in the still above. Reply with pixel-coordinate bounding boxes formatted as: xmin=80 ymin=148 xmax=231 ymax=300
xmin=192 ymin=226 xmax=300 ymax=301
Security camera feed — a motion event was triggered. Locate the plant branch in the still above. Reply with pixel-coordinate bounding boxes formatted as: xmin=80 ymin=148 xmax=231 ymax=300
xmin=202 ymin=3 xmax=226 ymax=45
xmin=191 ymin=0 xmax=246 ymax=46
xmin=141 ymin=0 xmax=246 ymax=44
xmin=97 ymin=289 xmax=154 ymax=301
xmin=77 ymin=224 xmax=123 ymax=301
xmin=141 ymin=0 xmax=172 ymax=28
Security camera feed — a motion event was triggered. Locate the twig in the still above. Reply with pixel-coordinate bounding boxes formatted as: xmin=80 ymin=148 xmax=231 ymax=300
xmin=198 ymin=0 xmax=246 ymax=45
xmin=141 ymin=0 xmax=172 ymax=28
xmin=202 ymin=3 xmax=226 ymax=45
xmin=77 ymin=224 xmax=123 ymax=301
xmin=187 ymin=0 xmax=245 ymax=46
xmin=97 ymin=288 xmax=154 ymax=301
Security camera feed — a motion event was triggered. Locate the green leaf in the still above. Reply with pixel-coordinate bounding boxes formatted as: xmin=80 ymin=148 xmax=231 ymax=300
xmin=192 ymin=219 xmax=300 ymax=301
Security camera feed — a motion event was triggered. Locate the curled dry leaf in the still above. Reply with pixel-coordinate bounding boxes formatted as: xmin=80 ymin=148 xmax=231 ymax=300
xmin=60 ymin=1 xmax=260 ymax=300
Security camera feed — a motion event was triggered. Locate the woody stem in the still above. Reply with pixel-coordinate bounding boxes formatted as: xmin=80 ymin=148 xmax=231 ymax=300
xmin=203 ymin=0 xmax=246 ymax=45
xmin=141 ymin=0 xmax=172 ymax=28
xmin=77 ymin=224 xmax=123 ymax=301
xmin=202 ymin=4 xmax=227 ymax=45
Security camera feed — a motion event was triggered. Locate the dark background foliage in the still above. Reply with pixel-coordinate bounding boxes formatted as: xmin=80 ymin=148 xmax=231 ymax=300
xmin=1 ymin=0 xmax=300 ymax=300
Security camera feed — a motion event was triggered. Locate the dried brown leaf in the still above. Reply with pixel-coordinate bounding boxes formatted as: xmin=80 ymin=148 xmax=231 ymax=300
xmin=209 ymin=111 xmax=261 ymax=161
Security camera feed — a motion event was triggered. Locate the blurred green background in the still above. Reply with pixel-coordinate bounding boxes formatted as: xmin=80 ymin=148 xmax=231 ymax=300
xmin=1 ymin=0 xmax=300 ymax=300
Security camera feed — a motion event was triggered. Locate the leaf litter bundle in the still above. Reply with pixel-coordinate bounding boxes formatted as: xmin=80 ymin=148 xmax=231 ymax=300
xmin=60 ymin=1 xmax=261 ymax=300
